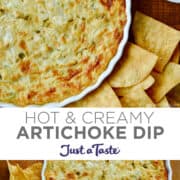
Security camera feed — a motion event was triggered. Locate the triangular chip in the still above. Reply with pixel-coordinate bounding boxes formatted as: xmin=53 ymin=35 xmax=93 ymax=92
xmin=68 ymin=82 xmax=121 ymax=107
xmin=148 ymin=63 xmax=180 ymax=103
xmin=156 ymin=97 xmax=170 ymax=107
xmin=8 ymin=161 xmax=42 ymax=180
xmin=167 ymin=97 xmax=180 ymax=107
xmin=120 ymin=88 xmax=155 ymax=107
xmin=133 ymin=11 xmax=180 ymax=72
xmin=167 ymin=84 xmax=180 ymax=107
xmin=108 ymin=42 xmax=157 ymax=88
xmin=114 ymin=75 xmax=155 ymax=96
xmin=171 ymin=45 xmax=180 ymax=64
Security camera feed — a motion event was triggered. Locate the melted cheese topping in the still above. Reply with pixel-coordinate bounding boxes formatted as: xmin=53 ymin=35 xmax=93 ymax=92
xmin=0 ymin=0 xmax=126 ymax=106
xmin=45 ymin=160 xmax=167 ymax=180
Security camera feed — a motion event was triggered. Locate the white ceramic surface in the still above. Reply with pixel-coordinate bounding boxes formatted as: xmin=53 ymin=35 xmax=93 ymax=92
xmin=167 ymin=0 xmax=180 ymax=3
xmin=166 ymin=160 xmax=173 ymax=180
xmin=41 ymin=160 xmax=47 ymax=180
xmin=41 ymin=160 xmax=172 ymax=180
xmin=0 ymin=0 xmax=131 ymax=108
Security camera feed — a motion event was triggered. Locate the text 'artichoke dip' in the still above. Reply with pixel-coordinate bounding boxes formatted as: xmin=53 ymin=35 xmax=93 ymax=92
xmin=0 ymin=0 xmax=126 ymax=106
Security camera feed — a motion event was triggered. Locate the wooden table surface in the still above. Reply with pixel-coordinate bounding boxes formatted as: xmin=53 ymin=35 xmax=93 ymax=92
xmin=132 ymin=0 xmax=180 ymax=30
xmin=171 ymin=161 xmax=180 ymax=180
xmin=133 ymin=1 xmax=180 ymax=180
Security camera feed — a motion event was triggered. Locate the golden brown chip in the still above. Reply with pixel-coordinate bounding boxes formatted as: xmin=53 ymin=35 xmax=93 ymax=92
xmin=171 ymin=45 xmax=180 ymax=64
xmin=9 ymin=161 xmax=43 ymax=169
xmin=120 ymin=88 xmax=155 ymax=107
xmin=167 ymin=84 xmax=180 ymax=107
xmin=114 ymin=75 xmax=155 ymax=96
xmin=133 ymin=11 xmax=180 ymax=72
xmin=148 ymin=63 xmax=180 ymax=103
xmin=108 ymin=42 xmax=157 ymax=88
xmin=8 ymin=161 xmax=42 ymax=180
xmin=156 ymin=97 xmax=170 ymax=107
xmin=167 ymin=97 xmax=180 ymax=107
xmin=68 ymin=82 xmax=121 ymax=107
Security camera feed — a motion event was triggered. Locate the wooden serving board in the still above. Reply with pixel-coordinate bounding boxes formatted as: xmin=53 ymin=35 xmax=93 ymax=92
xmin=132 ymin=1 xmax=180 ymax=180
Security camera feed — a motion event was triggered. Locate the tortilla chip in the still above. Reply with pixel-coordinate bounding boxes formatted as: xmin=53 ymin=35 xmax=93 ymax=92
xmin=9 ymin=161 xmax=42 ymax=169
xmin=156 ymin=97 xmax=170 ymax=107
xmin=167 ymin=84 xmax=180 ymax=107
xmin=120 ymin=88 xmax=155 ymax=107
xmin=133 ymin=11 xmax=180 ymax=72
xmin=114 ymin=75 xmax=155 ymax=96
xmin=171 ymin=45 xmax=180 ymax=64
xmin=68 ymin=82 xmax=121 ymax=107
xmin=148 ymin=63 xmax=180 ymax=103
xmin=108 ymin=42 xmax=157 ymax=88
xmin=167 ymin=97 xmax=180 ymax=107
xmin=8 ymin=161 xmax=42 ymax=180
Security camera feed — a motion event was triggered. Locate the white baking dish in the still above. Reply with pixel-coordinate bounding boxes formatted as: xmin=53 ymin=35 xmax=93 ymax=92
xmin=41 ymin=160 xmax=172 ymax=180
xmin=0 ymin=0 xmax=131 ymax=108
xmin=167 ymin=0 xmax=180 ymax=3
xmin=166 ymin=160 xmax=173 ymax=180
